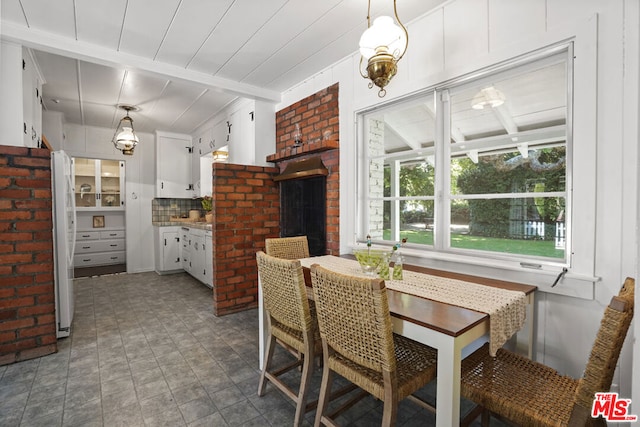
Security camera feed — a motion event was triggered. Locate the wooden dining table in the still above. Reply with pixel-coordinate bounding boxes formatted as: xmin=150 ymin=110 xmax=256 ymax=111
xmin=257 ymin=255 xmax=537 ymax=427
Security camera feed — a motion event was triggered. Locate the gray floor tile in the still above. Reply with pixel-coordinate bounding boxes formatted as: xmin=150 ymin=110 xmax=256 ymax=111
xmin=0 ymin=271 xmax=505 ymax=427
xmin=178 ymin=396 xmax=218 ymax=424
xmin=218 ymin=399 xmax=261 ymax=426
xmin=102 ymin=401 xmax=144 ymax=427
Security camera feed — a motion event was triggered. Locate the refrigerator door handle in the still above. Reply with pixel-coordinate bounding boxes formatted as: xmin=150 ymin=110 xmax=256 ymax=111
xmin=65 ymin=156 xmax=77 ymax=262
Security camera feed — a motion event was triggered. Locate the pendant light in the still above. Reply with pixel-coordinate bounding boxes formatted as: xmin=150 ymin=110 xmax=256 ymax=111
xmin=112 ymin=105 xmax=139 ymax=155
xmin=471 ymin=87 xmax=506 ymax=110
xmin=358 ymin=0 xmax=408 ymax=97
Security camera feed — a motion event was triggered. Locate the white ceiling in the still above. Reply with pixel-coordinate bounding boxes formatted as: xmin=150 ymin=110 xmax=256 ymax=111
xmin=1 ymin=0 xmax=446 ymax=135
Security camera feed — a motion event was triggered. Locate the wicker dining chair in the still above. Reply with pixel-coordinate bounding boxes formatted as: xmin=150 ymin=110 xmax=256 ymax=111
xmin=460 ymin=277 xmax=635 ymax=427
xmin=265 ymin=236 xmax=310 ymax=260
xmin=310 ymin=264 xmax=438 ymax=427
xmin=256 ymin=251 xmax=320 ymax=427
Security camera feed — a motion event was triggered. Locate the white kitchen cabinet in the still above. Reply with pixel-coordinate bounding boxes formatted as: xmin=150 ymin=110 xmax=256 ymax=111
xmin=181 ymin=227 xmax=192 ymax=273
xmin=154 ymin=226 xmax=182 ymax=274
xmin=73 ymin=158 xmax=125 ymax=210
xmin=178 ymin=226 xmax=213 ymax=287
xmin=225 ymin=99 xmax=274 ymax=166
xmin=74 ymin=228 xmax=126 ymax=267
xmin=156 ymin=131 xmax=193 ymax=198
xmin=22 ymin=48 xmax=43 ymax=148
xmin=190 ymin=228 xmax=206 ymax=284
xmin=195 ymin=127 xmax=214 ymax=156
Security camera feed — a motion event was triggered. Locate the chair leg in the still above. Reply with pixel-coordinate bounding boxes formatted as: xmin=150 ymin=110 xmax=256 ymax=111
xmin=381 ymin=396 xmax=398 ymax=426
xmin=481 ymin=408 xmax=490 ymax=426
xmin=314 ymin=362 xmax=334 ymax=427
xmin=258 ymin=334 xmax=276 ymax=396
xmin=293 ymin=353 xmax=314 ymax=427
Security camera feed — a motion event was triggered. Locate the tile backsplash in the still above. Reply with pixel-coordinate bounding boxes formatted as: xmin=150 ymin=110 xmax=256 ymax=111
xmin=152 ymin=198 xmax=204 ymax=222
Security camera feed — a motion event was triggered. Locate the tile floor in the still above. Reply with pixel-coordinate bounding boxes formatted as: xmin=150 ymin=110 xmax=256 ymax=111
xmin=0 ymin=271 xmax=497 ymax=426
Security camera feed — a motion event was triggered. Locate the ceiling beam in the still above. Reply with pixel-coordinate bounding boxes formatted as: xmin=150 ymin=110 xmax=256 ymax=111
xmin=384 ymin=120 xmax=421 ymax=151
xmin=2 ymin=21 xmax=282 ymax=103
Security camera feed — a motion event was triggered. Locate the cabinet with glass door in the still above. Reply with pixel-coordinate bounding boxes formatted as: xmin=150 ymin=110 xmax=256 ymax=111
xmin=73 ymin=158 xmax=125 ymax=210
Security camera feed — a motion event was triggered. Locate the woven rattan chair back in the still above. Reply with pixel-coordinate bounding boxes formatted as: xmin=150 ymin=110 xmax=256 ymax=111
xmin=265 ymin=236 xmax=310 ymax=260
xmin=460 ymin=277 xmax=635 ymax=427
xmin=570 ymin=276 xmax=635 ymax=422
xmin=256 ymin=251 xmax=312 ymax=349
xmin=310 ymin=264 xmax=437 ymax=426
xmin=310 ymin=263 xmax=396 ymax=374
xmin=256 ymin=251 xmax=315 ymax=427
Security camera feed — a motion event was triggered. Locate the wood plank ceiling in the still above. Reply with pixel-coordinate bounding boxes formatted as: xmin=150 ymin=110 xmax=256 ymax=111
xmin=1 ymin=0 xmax=446 ymax=134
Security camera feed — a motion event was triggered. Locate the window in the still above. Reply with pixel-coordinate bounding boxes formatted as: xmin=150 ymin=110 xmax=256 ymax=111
xmin=359 ymin=46 xmax=572 ymax=266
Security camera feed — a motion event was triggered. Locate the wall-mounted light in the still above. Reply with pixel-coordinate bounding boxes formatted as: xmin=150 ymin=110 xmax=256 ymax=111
xmin=471 ymin=87 xmax=506 ymax=110
xmin=358 ymin=0 xmax=408 ymax=97
xmin=112 ymin=104 xmax=139 ymax=155
xmin=212 ymin=150 xmax=228 ymax=162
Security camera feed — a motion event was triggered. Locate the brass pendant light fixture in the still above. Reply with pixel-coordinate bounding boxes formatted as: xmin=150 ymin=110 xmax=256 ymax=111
xmin=359 ymin=0 xmax=409 ymax=97
xmin=112 ymin=104 xmax=139 ymax=155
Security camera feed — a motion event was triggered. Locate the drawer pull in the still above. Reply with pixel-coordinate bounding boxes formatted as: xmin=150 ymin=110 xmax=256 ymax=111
xmin=109 ymin=233 xmax=117 ymax=236
xmin=81 ymin=234 xmax=90 ymax=237
xmin=83 ymin=259 xmax=91 ymax=262
xmin=110 ymin=257 xmax=118 ymax=260
xmin=83 ymin=246 xmax=91 ymax=249
xmin=110 ymin=244 xmax=118 ymax=247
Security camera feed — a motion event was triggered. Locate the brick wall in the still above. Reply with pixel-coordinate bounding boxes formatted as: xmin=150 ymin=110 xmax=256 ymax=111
xmin=271 ymin=83 xmax=340 ymax=255
xmin=0 ymin=145 xmax=57 ymax=365
xmin=211 ymin=163 xmax=280 ymax=316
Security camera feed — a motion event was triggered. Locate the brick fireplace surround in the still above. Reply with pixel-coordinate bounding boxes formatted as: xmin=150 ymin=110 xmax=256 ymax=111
xmin=211 ymin=83 xmax=340 ymax=316
xmin=0 ymin=146 xmax=57 ymax=365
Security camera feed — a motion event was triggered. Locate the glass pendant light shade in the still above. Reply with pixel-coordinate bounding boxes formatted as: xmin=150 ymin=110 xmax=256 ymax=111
xmin=358 ymin=0 xmax=408 ymax=97
xmin=359 ymin=16 xmax=407 ymax=60
xmin=472 ymin=87 xmax=506 ymax=109
xmin=112 ymin=105 xmax=139 ymax=155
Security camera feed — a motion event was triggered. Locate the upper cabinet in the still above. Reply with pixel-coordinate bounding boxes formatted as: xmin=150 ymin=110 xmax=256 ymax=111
xmin=156 ymin=131 xmax=193 ymax=198
xmin=22 ymin=49 xmax=43 ymax=148
xmin=225 ymin=99 xmax=274 ymax=166
xmin=73 ymin=158 xmax=125 ymax=209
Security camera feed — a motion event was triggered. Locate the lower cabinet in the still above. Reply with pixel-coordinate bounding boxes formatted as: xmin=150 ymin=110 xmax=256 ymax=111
xmin=173 ymin=226 xmax=212 ymax=287
xmin=75 ymin=229 xmax=126 ymax=267
xmin=154 ymin=226 xmax=182 ymax=274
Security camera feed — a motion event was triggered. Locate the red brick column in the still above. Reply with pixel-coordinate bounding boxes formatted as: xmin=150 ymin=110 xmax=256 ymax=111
xmin=272 ymin=83 xmax=340 ymax=255
xmin=0 ymin=146 xmax=57 ymax=365
xmin=211 ymin=163 xmax=280 ymax=316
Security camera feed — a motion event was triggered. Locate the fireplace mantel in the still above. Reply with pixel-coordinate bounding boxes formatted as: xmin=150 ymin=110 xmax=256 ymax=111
xmin=266 ymin=139 xmax=339 ymax=163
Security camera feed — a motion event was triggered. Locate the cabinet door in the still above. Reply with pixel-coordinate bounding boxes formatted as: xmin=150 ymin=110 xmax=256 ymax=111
xmin=212 ymin=119 xmax=226 ymax=150
xmin=191 ymin=232 xmax=205 ymax=283
xmin=162 ymin=230 xmax=181 ymax=270
xmin=156 ymin=134 xmax=193 ymax=198
xmin=73 ymin=158 xmax=125 ymax=209
xmin=74 ymin=158 xmax=98 ymax=208
xmin=100 ymin=160 xmax=124 ymax=208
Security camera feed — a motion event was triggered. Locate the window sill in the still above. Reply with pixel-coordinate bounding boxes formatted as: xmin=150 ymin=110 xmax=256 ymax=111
xmin=348 ymin=244 xmax=598 ymax=300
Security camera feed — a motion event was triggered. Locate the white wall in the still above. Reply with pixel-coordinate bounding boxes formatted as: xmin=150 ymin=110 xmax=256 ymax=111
xmin=61 ymin=123 xmax=156 ymax=274
xmin=279 ymin=0 xmax=638 ymax=403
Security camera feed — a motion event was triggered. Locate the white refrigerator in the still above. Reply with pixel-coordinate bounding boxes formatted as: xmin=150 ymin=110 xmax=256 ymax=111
xmin=51 ymin=151 xmax=76 ymax=338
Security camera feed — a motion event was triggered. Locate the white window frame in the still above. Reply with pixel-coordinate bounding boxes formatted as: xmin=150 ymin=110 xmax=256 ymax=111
xmin=356 ymin=40 xmax=597 ymax=289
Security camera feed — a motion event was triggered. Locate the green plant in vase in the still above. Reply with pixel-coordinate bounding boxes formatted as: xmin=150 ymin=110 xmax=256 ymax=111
xmin=201 ymin=196 xmax=213 ymax=222
xmin=201 ymin=195 xmax=212 ymax=212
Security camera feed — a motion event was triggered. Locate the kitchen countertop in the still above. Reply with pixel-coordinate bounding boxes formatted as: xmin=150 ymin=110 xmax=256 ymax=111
xmin=153 ymin=221 xmax=212 ymax=231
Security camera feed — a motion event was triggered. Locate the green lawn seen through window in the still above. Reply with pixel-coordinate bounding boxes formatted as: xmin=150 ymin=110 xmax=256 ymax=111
xmin=381 ymin=229 xmax=564 ymax=259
